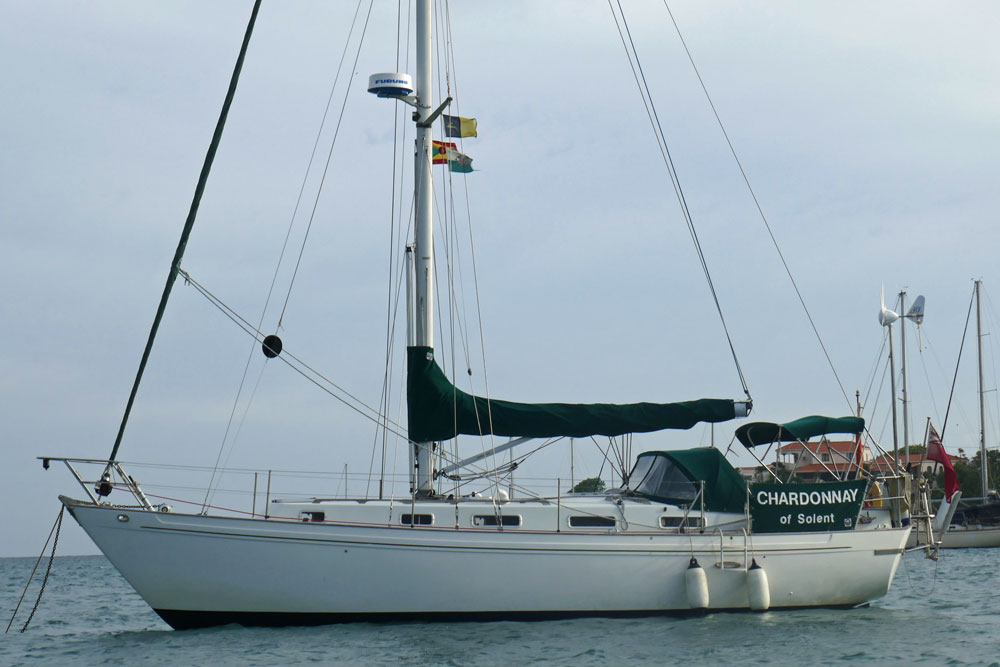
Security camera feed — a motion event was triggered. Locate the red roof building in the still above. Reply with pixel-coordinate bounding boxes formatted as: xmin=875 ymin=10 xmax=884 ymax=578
xmin=775 ymin=439 xmax=869 ymax=481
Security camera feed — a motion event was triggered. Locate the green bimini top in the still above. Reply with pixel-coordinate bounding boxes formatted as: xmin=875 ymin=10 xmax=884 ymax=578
xmin=406 ymin=346 xmax=745 ymax=443
xmin=624 ymin=448 xmax=747 ymax=513
xmin=735 ymin=415 xmax=864 ymax=449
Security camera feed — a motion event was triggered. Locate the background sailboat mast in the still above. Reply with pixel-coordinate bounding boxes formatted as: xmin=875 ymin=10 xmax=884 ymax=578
xmin=888 ymin=322 xmax=899 ymax=461
xmin=879 ymin=289 xmax=901 ymax=465
xmin=413 ymin=0 xmax=436 ymax=494
xmin=976 ymin=279 xmax=988 ymax=496
xmin=900 ymin=290 xmax=910 ymax=466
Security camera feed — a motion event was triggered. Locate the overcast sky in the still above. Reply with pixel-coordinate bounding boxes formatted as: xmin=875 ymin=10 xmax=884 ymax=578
xmin=3 ymin=1 xmax=1000 ymax=557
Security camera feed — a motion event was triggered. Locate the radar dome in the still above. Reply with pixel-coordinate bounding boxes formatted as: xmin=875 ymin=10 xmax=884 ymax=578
xmin=368 ymin=72 xmax=414 ymax=98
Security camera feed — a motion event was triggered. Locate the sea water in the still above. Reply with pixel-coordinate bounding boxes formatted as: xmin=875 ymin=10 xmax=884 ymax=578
xmin=2 ymin=552 xmax=998 ymax=666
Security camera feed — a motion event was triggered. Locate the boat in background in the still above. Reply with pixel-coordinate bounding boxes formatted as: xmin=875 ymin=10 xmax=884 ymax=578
xmin=921 ymin=280 xmax=1000 ymax=549
xmin=941 ymin=500 xmax=1000 ymax=547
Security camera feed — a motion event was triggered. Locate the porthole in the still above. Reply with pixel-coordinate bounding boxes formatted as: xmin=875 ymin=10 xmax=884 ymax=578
xmin=568 ymin=515 xmax=616 ymax=528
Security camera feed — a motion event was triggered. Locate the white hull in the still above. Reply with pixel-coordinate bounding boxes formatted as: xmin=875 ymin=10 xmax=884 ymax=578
xmin=913 ymin=525 xmax=1000 ymax=549
xmin=62 ymin=496 xmax=910 ymax=629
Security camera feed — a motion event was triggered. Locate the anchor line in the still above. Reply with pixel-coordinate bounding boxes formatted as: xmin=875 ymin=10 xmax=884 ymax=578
xmin=6 ymin=505 xmax=64 ymax=634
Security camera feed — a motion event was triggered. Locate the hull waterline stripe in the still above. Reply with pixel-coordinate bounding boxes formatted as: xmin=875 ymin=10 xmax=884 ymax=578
xmin=155 ymin=604 xmax=865 ymax=630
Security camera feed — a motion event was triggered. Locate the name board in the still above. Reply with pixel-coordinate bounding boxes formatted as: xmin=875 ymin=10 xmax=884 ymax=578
xmin=749 ymin=480 xmax=866 ymax=533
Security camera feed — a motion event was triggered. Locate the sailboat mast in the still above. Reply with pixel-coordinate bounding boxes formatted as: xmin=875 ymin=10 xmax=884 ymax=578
xmin=976 ymin=279 xmax=988 ymax=496
xmin=413 ymin=0 xmax=436 ymax=494
xmin=900 ymin=290 xmax=910 ymax=468
xmin=888 ymin=322 xmax=899 ymax=464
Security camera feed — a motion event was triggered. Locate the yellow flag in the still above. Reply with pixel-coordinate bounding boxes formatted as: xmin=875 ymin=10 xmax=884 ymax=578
xmin=442 ymin=115 xmax=477 ymax=138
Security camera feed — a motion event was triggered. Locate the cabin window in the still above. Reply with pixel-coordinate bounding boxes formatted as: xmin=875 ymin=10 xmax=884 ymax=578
xmin=821 ymin=453 xmax=832 ymax=463
xmin=568 ymin=515 xmax=616 ymax=528
xmin=660 ymin=516 xmax=703 ymax=528
xmin=472 ymin=514 xmax=521 ymax=527
xmin=300 ymin=511 xmax=325 ymax=523
xmin=401 ymin=513 xmax=434 ymax=525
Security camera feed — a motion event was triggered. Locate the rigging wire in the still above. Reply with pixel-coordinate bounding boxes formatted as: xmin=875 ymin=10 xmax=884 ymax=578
xmin=202 ymin=352 xmax=268 ymax=510
xmin=593 ymin=436 xmax=623 ymax=481
xmin=106 ymin=0 xmax=262 ymax=464
xmin=368 ymin=1 xmax=415 ymax=500
xmin=432 ymin=0 xmax=506 ymax=499
xmin=368 ymin=196 xmax=415 ymax=497
xmin=440 ymin=2 xmax=475 ymax=377
xmin=865 ymin=341 xmax=890 ymax=429
xmin=437 ymin=94 xmax=472 ymax=498
xmin=203 ymin=361 xmax=269 ymax=510
xmin=608 ymin=0 xmax=750 ymax=401
xmin=940 ymin=286 xmax=977 ymax=441
xmin=923 ymin=328 xmax=974 ymax=442
xmin=984 ymin=287 xmax=1000 ymax=450
xmin=915 ymin=329 xmax=942 ymax=425
xmin=436 ymin=438 xmax=564 ymax=482
xmin=861 ymin=330 xmax=889 ymax=411
xmin=659 ymin=0 xmax=852 ymax=410
xmin=204 ymin=0 xmax=370 ymax=503
xmin=179 ymin=269 xmax=407 ymax=439
xmin=425 ymin=0 xmax=464 ymax=493
xmin=442 ymin=0 xmax=484 ymax=382
xmin=272 ymin=0 xmax=369 ymax=333
xmin=372 ymin=0 xmax=408 ymax=500
xmin=895 ymin=294 xmax=916 ymax=447
xmin=276 ymin=0 xmax=376 ymax=329
xmin=368 ymin=189 xmax=416 ymax=498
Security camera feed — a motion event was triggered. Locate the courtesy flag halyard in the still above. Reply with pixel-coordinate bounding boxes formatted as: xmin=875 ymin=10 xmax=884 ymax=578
xmin=432 ymin=140 xmax=456 ymax=164
xmin=447 ymin=148 xmax=473 ymax=173
xmin=927 ymin=422 xmax=960 ymax=502
xmin=442 ymin=114 xmax=477 ymax=138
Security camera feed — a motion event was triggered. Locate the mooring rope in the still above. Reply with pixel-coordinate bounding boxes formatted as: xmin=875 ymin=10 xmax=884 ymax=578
xmin=6 ymin=505 xmax=64 ymax=634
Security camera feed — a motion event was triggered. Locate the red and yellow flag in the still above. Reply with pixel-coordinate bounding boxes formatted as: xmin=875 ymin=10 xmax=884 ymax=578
xmin=432 ymin=141 xmax=456 ymax=164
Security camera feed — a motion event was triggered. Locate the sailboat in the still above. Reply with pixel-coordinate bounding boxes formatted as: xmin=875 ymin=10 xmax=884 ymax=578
xmin=44 ymin=2 xmax=912 ymax=629
xmin=925 ymin=280 xmax=1000 ymax=549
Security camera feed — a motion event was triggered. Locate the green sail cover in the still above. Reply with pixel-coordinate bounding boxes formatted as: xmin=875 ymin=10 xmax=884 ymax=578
xmin=735 ymin=415 xmax=864 ymax=449
xmin=626 ymin=449 xmax=748 ymax=513
xmin=407 ymin=346 xmax=742 ymax=443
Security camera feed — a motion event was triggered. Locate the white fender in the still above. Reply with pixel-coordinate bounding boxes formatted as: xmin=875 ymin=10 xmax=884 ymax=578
xmin=747 ymin=559 xmax=770 ymax=611
xmin=685 ymin=557 xmax=709 ymax=610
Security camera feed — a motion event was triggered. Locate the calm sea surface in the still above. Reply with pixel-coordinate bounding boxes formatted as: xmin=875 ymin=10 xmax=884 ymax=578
xmin=2 ymin=551 xmax=999 ymax=666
